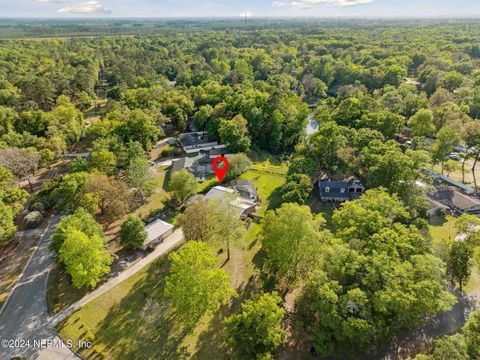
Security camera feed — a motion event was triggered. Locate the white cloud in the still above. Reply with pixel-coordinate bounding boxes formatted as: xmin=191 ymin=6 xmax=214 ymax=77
xmin=239 ymin=11 xmax=254 ymax=17
xmin=273 ymin=0 xmax=374 ymax=9
xmin=57 ymin=1 xmax=111 ymax=14
xmin=36 ymin=0 xmax=63 ymax=3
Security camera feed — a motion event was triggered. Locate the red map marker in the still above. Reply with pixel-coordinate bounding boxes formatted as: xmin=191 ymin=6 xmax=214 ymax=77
xmin=212 ymin=156 xmax=229 ymax=182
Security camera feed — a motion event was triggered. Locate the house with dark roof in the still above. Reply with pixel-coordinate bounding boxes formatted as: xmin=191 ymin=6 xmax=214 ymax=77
xmin=178 ymin=131 xmax=226 ymax=154
xmin=425 ymin=196 xmax=449 ymax=216
xmin=207 ymin=148 xmax=234 ymax=159
xmin=171 ymin=158 xmax=187 ymax=174
xmin=232 ymin=180 xmax=259 ymax=202
xmin=171 ymin=148 xmax=235 ymax=181
xmin=429 ymin=187 xmax=480 ymax=215
xmin=319 ymin=177 xmax=365 ymax=203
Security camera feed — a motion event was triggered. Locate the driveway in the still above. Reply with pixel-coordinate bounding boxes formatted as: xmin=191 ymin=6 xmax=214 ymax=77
xmin=50 ymin=228 xmax=185 ymax=326
xmin=0 ymin=216 xmax=80 ymax=360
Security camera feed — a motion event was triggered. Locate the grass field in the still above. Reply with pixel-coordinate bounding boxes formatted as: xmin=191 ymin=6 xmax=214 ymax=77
xmin=240 ymin=169 xmax=286 ymax=215
xmin=57 ymin=167 xmax=286 ymax=359
xmin=429 ymin=215 xmax=457 ymax=249
xmin=429 ymin=215 xmax=480 ymax=300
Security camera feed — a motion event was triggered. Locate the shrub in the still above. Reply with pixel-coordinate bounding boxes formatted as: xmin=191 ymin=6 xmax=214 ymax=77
xmin=23 ymin=211 xmax=44 ymax=229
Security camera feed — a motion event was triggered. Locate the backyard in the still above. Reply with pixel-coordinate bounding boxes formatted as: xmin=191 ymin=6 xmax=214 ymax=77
xmin=57 ymin=166 xmax=288 ymax=359
xmin=429 ymin=215 xmax=480 ymax=302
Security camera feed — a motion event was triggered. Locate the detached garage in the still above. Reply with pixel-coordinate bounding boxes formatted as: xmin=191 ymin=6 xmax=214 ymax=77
xmin=143 ymin=219 xmax=174 ymax=250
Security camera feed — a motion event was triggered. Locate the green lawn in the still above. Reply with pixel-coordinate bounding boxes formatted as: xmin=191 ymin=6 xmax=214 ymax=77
xmin=57 ymin=167 xmax=285 ymax=359
xmin=429 ymin=215 xmax=457 ymax=262
xmin=240 ymin=169 xmax=286 ymax=215
xmin=58 ymin=257 xmax=179 ymax=359
xmin=429 ymin=215 xmax=480 ymax=300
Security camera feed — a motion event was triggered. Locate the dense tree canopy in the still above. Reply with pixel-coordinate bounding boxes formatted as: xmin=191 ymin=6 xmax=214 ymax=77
xmin=295 ymin=190 xmax=455 ymax=357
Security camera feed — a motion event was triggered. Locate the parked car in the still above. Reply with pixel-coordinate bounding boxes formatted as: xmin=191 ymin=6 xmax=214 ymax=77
xmin=449 ymin=153 xmax=461 ymax=161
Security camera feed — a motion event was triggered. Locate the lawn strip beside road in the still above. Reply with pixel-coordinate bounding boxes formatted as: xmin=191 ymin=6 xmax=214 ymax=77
xmin=50 ymin=228 xmax=185 ymax=327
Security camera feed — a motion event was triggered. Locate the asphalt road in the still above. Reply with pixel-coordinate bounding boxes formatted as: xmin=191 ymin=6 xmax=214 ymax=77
xmin=0 ymin=216 xmax=79 ymax=360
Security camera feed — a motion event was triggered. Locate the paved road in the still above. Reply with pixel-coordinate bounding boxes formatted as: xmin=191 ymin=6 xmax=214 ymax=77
xmin=50 ymin=228 xmax=185 ymax=326
xmin=0 ymin=216 xmax=80 ymax=360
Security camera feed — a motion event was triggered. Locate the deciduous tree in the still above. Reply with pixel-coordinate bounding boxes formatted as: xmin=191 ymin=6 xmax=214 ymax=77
xmin=164 ymin=241 xmax=235 ymax=328
xmin=59 ymin=228 xmax=111 ymax=289
xmin=226 ymin=292 xmax=285 ymax=359
xmin=169 ymin=169 xmax=197 ymax=206
xmin=120 ymin=215 xmax=147 ymax=250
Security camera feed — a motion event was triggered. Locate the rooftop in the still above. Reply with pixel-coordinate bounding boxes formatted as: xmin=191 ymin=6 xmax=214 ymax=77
xmin=171 ymin=158 xmax=186 ymax=173
xmin=179 ymin=132 xmax=216 ymax=147
xmin=204 ymin=186 xmax=235 ymax=203
xmin=431 ymin=187 xmax=480 ymax=211
xmin=232 ymin=179 xmax=259 ymax=200
xmin=204 ymin=186 xmax=256 ymax=217
xmin=424 ymin=168 xmax=475 ymax=195
xmin=145 ymin=219 xmax=174 ymax=245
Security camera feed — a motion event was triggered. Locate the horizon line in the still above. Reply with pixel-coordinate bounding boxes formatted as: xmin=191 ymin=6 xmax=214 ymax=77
xmin=2 ymin=16 xmax=480 ymax=20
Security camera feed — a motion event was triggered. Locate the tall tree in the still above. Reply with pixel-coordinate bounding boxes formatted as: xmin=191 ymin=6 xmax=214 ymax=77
xmin=261 ymin=203 xmax=326 ymax=286
xmin=228 ymin=153 xmax=252 ymax=179
xmin=179 ymin=199 xmax=244 ymax=262
xmin=164 ymin=241 xmax=235 ymax=328
xmin=226 ymin=292 xmax=285 ymax=359
xmin=59 ymin=228 xmax=112 ymax=289
xmin=126 ymin=157 xmax=157 ymax=203
xmin=447 ymin=241 xmax=473 ymax=292
xmin=83 ymin=174 xmax=130 ymax=221
xmin=408 ymin=109 xmax=435 ymax=137
xmin=0 ymin=147 xmax=40 ymax=191
xmin=51 ymin=207 xmax=105 ymax=254
xmin=219 ymin=115 xmax=251 ymax=152
xmin=432 ymin=127 xmax=461 ymax=174
xmin=168 ymin=169 xmax=197 ymax=206
xmin=120 ymin=215 xmax=147 ymax=250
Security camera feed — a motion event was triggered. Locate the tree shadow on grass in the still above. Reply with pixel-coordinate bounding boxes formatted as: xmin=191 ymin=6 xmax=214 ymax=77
xmin=162 ymin=169 xmax=172 ymax=192
xmin=428 ymin=214 xmax=448 ymax=227
xmin=76 ymin=258 xmax=191 ymax=360
xmin=267 ymin=187 xmax=283 ymax=212
xmin=192 ymin=272 xmax=265 ymax=360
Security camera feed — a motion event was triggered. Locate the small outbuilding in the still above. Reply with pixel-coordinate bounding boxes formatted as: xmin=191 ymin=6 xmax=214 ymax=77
xmin=143 ymin=219 xmax=174 ymax=250
xmin=232 ymin=180 xmax=259 ymax=202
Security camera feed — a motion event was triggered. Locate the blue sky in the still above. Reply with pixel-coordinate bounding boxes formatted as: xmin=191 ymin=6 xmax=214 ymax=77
xmin=1 ymin=0 xmax=480 ymax=18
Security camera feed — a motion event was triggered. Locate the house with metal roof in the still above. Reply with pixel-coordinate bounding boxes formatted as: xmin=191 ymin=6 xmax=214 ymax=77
xmin=319 ymin=177 xmax=365 ymax=203
xmin=178 ymin=131 xmax=227 ymax=154
xmin=204 ymin=186 xmax=257 ymax=218
xmin=143 ymin=219 xmax=175 ymax=250
xmin=429 ymin=187 xmax=480 ymax=215
xmin=232 ymin=180 xmax=259 ymax=202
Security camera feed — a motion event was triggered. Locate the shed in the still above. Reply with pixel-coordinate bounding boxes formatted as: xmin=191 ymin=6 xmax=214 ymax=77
xmin=143 ymin=219 xmax=174 ymax=250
